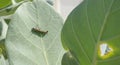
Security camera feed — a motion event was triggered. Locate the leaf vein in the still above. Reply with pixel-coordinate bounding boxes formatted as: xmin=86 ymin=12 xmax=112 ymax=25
xmin=70 ymin=12 xmax=92 ymax=63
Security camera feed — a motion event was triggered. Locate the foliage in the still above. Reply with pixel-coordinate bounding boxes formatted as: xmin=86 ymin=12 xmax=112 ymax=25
xmin=1 ymin=0 xmax=120 ymax=65
xmin=0 ymin=21 xmax=2 ymax=36
xmin=2 ymin=0 xmax=65 ymax=65
xmin=0 ymin=0 xmax=65 ymax=65
xmin=0 ymin=0 xmax=11 ymax=9
xmin=61 ymin=0 xmax=120 ymax=65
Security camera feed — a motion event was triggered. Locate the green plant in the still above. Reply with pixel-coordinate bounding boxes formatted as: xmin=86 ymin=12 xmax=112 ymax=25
xmin=1 ymin=0 xmax=120 ymax=65
xmin=0 ymin=0 xmax=65 ymax=65
xmin=62 ymin=0 xmax=120 ymax=65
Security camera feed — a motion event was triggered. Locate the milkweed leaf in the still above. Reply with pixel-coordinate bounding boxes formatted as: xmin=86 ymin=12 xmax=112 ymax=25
xmin=5 ymin=0 xmax=65 ymax=65
xmin=62 ymin=0 xmax=120 ymax=65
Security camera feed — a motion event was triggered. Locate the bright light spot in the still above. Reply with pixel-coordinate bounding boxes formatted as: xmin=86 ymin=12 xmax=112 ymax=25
xmin=100 ymin=43 xmax=113 ymax=56
xmin=68 ymin=52 xmax=73 ymax=58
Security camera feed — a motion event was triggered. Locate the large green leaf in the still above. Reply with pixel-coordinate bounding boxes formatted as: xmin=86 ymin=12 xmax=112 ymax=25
xmin=61 ymin=0 xmax=120 ymax=65
xmin=5 ymin=0 xmax=65 ymax=65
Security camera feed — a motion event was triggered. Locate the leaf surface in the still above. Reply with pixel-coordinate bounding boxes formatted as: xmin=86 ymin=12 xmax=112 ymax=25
xmin=61 ymin=0 xmax=120 ymax=65
xmin=62 ymin=51 xmax=80 ymax=65
xmin=0 ymin=21 xmax=2 ymax=36
xmin=0 ymin=0 xmax=11 ymax=9
xmin=0 ymin=55 xmax=7 ymax=65
xmin=5 ymin=0 xmax=65 ymax=65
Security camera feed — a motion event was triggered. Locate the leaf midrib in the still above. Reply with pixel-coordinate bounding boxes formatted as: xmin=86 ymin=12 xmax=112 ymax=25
xmin=35 ymin=1 xmax=64 ymax=65
xmin=34 ymin=1 xmax=50 ymax=65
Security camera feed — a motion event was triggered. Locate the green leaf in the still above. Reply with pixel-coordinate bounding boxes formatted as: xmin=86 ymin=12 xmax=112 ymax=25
xmin=4 ymin=19 xmax=11 ymax=25
xmin=62 ymin=51 xmax=80 ymax=65
xmin=5 ymin=0 xmax=65 ymax=65
xmin=0 ymin=1 xmax=24 ymax=16
xmin=15 ymin=0 xmax=33 ymax=3
xmin=16 ymin=0 xmax=25 ymax=3
xmin=0 ymin=21 xmax=2 ymax=36
xmin=0 ymin=39 xmax=7 ymax=59
xmin=61 ymin=0 xmax=120 ymax=65
xmin=0 ymin=0 xmax=32 ymax=16
xmin=46 ymin=0 xmax=54 ymax=6
xmin=0 ymin=0 xmax=12 ymax=9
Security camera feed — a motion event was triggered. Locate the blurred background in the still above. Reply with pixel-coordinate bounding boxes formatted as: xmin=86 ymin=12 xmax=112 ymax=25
xmin=53 ymin=0 xmax=83 ymax=20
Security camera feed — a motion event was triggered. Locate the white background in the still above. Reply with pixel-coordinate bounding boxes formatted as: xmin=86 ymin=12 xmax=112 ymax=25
xmin=56 ymin=0 xmax=83 ymax=20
